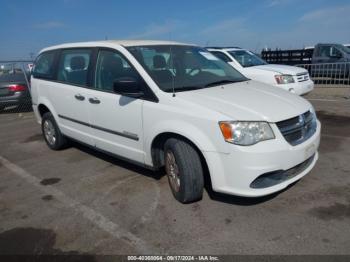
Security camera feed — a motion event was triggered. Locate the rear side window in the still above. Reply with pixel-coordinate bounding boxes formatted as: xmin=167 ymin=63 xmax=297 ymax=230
xmin=57 ymin=49 xmax=91 ymax=86
xmin=32 ymin=52 xmax=56 ymax=79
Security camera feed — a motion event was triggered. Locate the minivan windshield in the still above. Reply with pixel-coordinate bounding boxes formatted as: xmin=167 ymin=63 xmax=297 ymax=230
xmin=127 ymin=45 xmax=248 ymax=93
xmin=228 ymin=50 xmax=267 ymax=67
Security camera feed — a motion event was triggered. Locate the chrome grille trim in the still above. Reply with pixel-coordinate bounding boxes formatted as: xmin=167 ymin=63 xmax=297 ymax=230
xmin=296 ymin=72 xmax=310 ymax=82
xmin=276 ymin=111 xmax=316 ymax=146
xmin=296 ymin=72 xmax=308 ymax=76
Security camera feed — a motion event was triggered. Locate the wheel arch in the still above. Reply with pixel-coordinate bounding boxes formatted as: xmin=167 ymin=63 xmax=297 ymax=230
xmin=36 ymin=98 xmax=59 ymax=123
xmin=150 ymin=132 xmax=212 ymax=189
xmin=38 ymin=104 xmax=50 ymax=117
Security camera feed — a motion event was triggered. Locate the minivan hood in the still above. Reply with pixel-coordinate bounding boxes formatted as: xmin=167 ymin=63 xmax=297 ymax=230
xmin=254 ymin=64 xmax=307 ymax=75
xmin=177 ymin=80 xmax=311 ymax=122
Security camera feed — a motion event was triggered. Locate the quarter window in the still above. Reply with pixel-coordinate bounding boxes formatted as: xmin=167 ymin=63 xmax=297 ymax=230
xmin=32 ymin=51 xmax=56 ymax=79
xmin=95 ymin=50 xmax=139 ymax=92
xmin=57 ymin=49 xmax=91 ymax=86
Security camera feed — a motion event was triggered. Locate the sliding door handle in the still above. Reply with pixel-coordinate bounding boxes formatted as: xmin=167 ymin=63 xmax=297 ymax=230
xmin=74 ymin=94 xmax=85 ymax=101
xmin=89 ymin=97 xmax=101 ymax=104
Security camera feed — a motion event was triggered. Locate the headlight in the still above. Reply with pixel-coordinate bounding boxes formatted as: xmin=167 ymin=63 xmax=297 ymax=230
xmin=310 ymin=105 xmax=316 ymax=116
xmin=275 ymin=74 xmax=295 ymax=84
xmin=309 ymin=106 xmax=317 ymax=123
xmin=219 ymin=121 xmax=275 ymax=146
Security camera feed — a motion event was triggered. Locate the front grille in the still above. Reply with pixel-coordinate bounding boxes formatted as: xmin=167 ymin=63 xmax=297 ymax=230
xmin=250 ymin=154 xmax=315 ymax=189
xmin=296 ymin=72 xmax=309 ymax=82
xmin=276 ymin=111 xmax=316 ymax=146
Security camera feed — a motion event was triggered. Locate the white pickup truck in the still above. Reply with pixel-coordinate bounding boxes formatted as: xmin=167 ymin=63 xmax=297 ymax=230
xmin=208 ymin=47 xmax=314 ymax=95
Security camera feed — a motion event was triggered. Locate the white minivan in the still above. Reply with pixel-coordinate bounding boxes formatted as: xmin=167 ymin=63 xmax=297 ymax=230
xmin=208 ymin=47 xmax=314 ymax=95
xmin=31 ymin=40 xmax=321 ymax=203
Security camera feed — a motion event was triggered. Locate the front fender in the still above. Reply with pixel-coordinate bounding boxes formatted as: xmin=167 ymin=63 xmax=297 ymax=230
xmin=144 ymin=119 xmax=229 ymax=166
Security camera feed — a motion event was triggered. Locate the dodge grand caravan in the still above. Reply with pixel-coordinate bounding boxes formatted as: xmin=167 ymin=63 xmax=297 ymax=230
xmin=31 ymin=40 xmax=321 ymax=203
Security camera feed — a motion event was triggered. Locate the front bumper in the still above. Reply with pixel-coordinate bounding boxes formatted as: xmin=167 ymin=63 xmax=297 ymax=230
xmin=275 ymin=80 xmax=314 ymax=96
xmin=205 ymin=120 xmax=321 ymax=197
xmin=32 ymin=104 xmax=42 ymax=124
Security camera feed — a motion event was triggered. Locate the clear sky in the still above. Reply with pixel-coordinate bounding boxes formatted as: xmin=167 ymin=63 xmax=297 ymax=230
xmin=1 ymin=0 xmax=350 ymax=60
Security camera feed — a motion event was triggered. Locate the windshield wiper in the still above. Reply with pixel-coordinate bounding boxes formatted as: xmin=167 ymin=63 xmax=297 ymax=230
xmin=205 ymin=79 xmax=241 ymax=87
xmin=174 ymin=85 xmax=204 ymax=92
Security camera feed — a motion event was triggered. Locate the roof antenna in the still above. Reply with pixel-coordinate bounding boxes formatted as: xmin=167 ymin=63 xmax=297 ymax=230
xmin=170 ymin=46 xmax=176 ymax=97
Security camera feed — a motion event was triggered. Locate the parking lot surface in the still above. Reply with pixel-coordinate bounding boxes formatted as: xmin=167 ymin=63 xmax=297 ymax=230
xmin=0 ymin=91 xmax=350 ymax=255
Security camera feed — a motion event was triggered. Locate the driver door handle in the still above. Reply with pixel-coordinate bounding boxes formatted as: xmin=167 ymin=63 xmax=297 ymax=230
xmin=89 ymin=97 xmax=101 ymax=104
xmin=74 ymin=94 xmax=85 ymax=101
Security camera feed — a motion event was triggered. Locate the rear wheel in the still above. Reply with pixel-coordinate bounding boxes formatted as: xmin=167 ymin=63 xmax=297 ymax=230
xmin=41 ymin=112 xmax=68 ymax=150
xmin=164 ymin=138 xmax=204 ymax=203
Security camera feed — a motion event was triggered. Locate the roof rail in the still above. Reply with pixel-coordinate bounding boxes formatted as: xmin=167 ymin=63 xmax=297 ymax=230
xmin=206 ymin=46 xmax=241 ymax=49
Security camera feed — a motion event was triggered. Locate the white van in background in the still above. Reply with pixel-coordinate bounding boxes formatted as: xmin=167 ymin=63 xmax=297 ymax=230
xmin=208 ymin=47 xmax=314 ymax=95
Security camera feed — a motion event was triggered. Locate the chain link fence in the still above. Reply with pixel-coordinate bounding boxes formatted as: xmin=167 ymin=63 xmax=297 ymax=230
xmin=0 ymin=61 xmax=33 ymax=114
xmin=297 ymin=62 xmax=350 ymax=87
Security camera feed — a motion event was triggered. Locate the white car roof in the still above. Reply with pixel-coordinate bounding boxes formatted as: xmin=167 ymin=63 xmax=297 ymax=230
xmin=207 ymin=47 xmax=244 ymax=52
xmin=40 ymin=40 xmax=195 ymax=53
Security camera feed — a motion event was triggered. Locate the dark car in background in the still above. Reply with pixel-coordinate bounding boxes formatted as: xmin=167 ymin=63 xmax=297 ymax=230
xmin=0 ymin=63 xmax=32 ymax=111
xmin=261 ymin=43 xmax=350 ymax=83
xmin=310 ymin=44 xmax=350 ymax=78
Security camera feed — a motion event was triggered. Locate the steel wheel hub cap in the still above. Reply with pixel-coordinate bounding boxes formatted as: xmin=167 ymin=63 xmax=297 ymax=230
xmin=165 ymin=151 xmax=180 ymax=192
xmin=43 ymin=120 xmax=56 ymax=145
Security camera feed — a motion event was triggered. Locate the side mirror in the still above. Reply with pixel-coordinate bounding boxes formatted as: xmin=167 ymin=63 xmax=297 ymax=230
xmin=113 ymin=77 xmax=144 ymax=98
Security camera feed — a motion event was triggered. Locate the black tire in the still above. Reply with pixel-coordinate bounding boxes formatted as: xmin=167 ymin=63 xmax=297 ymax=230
xmin=0 ymin=105 xmax=5 ymax=111
xmin=41 ymin=112 xmax=69 ymax=150
xmin=164 ymin=138 xmax=204 ymax=203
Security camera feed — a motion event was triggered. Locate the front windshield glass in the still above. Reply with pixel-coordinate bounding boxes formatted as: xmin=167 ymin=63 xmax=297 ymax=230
xmin=127 ymin=45 xmax=247 ymax=92
xmin=228 ymin=50 xmax=267 ymax=67
xmin=336 ymin=44 xmax=350 ymax=54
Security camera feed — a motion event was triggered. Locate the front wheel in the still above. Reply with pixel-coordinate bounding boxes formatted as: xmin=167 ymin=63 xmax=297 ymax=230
xmin=41 ymin=112 xmax=69 ymax=150
xmin=164 ymin=138 xmax=204 ymax=203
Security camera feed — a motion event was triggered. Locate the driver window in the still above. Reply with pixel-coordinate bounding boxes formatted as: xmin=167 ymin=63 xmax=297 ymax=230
xmin=95 ymin=50 xmax=138 ymax=92
xmin=330 ymin=47 xmax=342 ymax=58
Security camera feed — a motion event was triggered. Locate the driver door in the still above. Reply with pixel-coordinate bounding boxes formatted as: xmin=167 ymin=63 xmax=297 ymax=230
xmin=85 ymin=49 xmax=145 ymax=163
